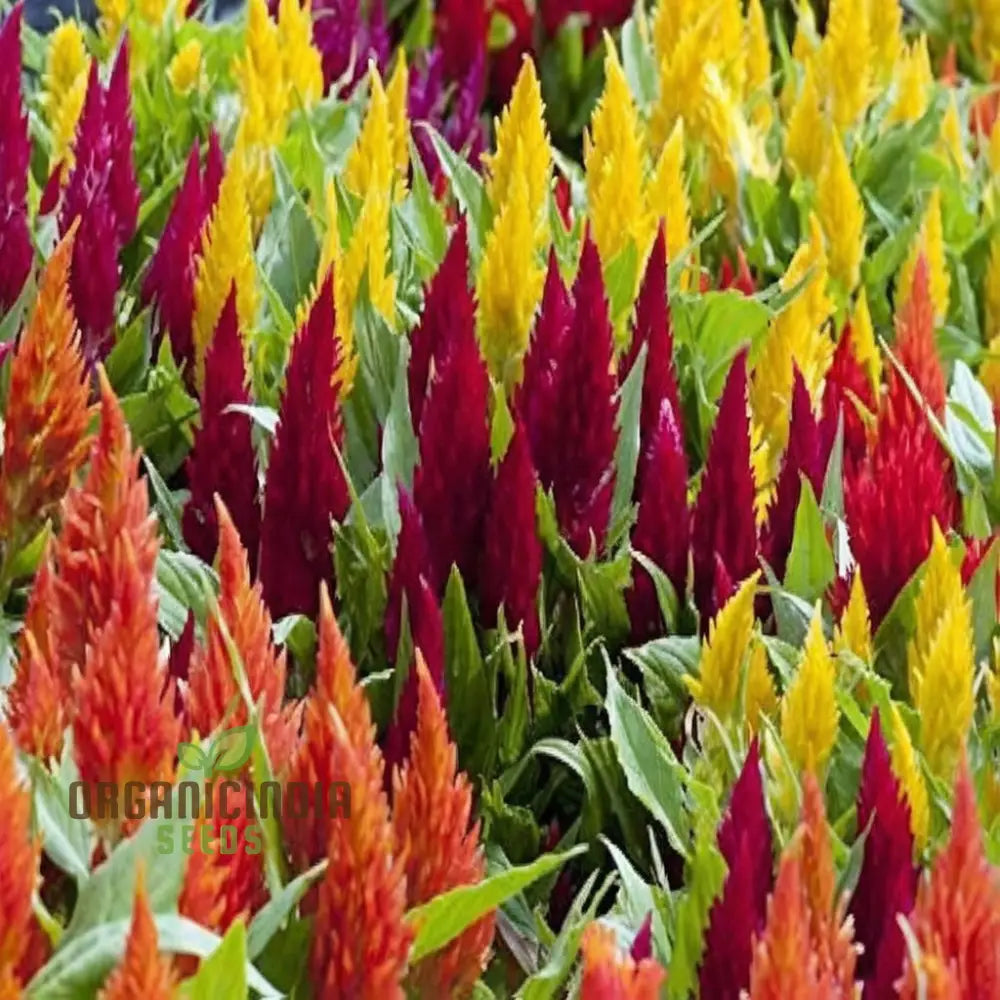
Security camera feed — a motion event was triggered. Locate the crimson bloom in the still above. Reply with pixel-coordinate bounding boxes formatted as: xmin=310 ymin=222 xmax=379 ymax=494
xmin=821 ymin=323 xmax=877 ymax=469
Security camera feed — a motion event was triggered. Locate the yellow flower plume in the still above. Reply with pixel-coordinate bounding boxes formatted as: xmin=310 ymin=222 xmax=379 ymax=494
xmin=816 ymin=136 xmax=865 ymax=292
xmin=849 ymin=288 xmax=881 ymax=389
xmin=744 ymin=0 xmax=772 ymax=131
xmin=278 ymin=0 xmax=323 ymax=109
xmin=897 ymin=188 xmax=949 ymax=324
xmin=345 ymin=64 xmax=395 ymax=198
xmin=868 ymin=0 xmax=902 ymax=84
xmin=386 ymin=53 xmax=410 ymax=192
xmin=822 ymin=0 xmax=872 ymax=132
xmin=886 ymin=35 xmax=932 ymax=127
xmin=889 ymin=704 xmax=930 ymax=850
xmin=45 ymin=22 xmax=90 ymax=168
xmin=785 ymin=62 xmax=827 ymax=180
xmin=168 ymin=40 xmax=202 ymax=96
xmin=645 ymin=120 xmax=691 ymax=288
xmin=834 ymin=572 xmax=873 ymax=664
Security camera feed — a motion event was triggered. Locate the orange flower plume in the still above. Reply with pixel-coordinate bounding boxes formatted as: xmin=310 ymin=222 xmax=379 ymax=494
xmin=185 ymin=497 xmax=298 ymax=774
xmin=286 ymin=582 xmax=382 ymax=872
xmin=897 ymin=754 xmax=1000 ymax=999
xmin=0 ymin=722 xmax=39 ymax=994
xmin=0 ymin=226 xmax=91 ymax=549
xmin=579 ymin=921 xmax=666 ymax=999
xmin=392 ymin=653 xmax=494 ymax=997
xmin=98 ymin=867 xmax=175 ymax=1000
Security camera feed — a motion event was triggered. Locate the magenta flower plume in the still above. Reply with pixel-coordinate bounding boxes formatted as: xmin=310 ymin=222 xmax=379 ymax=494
xmin=550 ymin=233 xmax=619 ymax=557
xmin=479 ymin=419 xmax=543 ymax=657
xmin=699 ymin=739 xmax=773 ymax=1000
xmin=0 ymin=4 xmax=32 ymax=313
xmin=621 ymin=224 xmax=682 ymax=490
xmin=143 ymin=132 xmax=224 ymax=378
xmin=182 ymin=288 xmax=261 ymax=571
xmin=408 ymin=218 xmax=472 ymax=431
xmin=849 ymin=709 xmax=918 ymax=999
xmin=821 ymin=323 xmax=876 ymax=470
xmin=435 ymin=0 xmax=488 ymax=84
xmin=259 ymin=273 xmax=350 ymax=619
xmin=386 ymin=490 xmax=434 ymax=660
xmin=626 ymin=399 xmax=689 ymax=642
xmin=762 ymin=368 xmax=828 ymax=582
xmin=312 ymin=0 xmax=389 ymax=91
xmin=413 ymin=289 xmax=491 ymax=590
xmin=629 ymin=912 xmax=654 ymax=963
xmin=691 ymin=349 xmax=757 ymax=624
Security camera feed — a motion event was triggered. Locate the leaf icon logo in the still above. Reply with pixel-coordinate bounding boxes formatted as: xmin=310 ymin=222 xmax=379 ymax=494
xmin=177 ymin=742 xmax=209 ymax=773
xmin=208 ymin=724 xmax=257 ymax=773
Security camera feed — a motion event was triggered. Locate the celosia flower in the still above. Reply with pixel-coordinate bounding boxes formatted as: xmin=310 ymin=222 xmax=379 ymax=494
xmin=0 ymin=5 xmax=31 ymax=313
xmin=345 ymin=63 xmax=395 ymax=197
xmin=691 ymin=349 xmax=758 ymax=623
xmin=785 ymin=63 xmax=827 ymax=181
xmin=579 ymin=921 xmax=666 ymax=999
xmin=626 ymin=400 xmax=690 ymax=642
xmin=278 ymin=0 xmax=323 ymax=108
xmin=0 ymin=227 xmax=92 ymax=549
xmin=938 ymin=94 xmax=969 ymax=177
xmin=408 ymin=219 xmax=473 ymax=431
xmin=833 ymin=572 xmax=873 ymax=663
xmin=698 ymin=739 xmax=773 ymax=1000
xmin=849 ymin=710 xmax=918 ymax=999
xmin=817 ymin=136 xmax=865 ymax=292
xmin=0 ymin=720 xmax=39 ymax=990
xmin=236 ymin=0 xmax=288 ymax=151
xmin=187 ymin=499 xmax=299 ymax=775
xmin=869 ymin=0 xmax=902 ymax=83
xmin=309 ymin=690 xmax=411 ymax=999
xmin=746 ymin=641 xmax=779 ymax=735
xmin=888 ymin=704 xmax=930 ymax=852
xmin=192 ymin=151 xmax=258 ymax=391
xmin=649 ymin=9 xmax=712 ymax=150
xmin=168 ymin=40 xmax=202 ymax=96
xmin=311 ymin=0 xmax=389 ymax=93
xmin=287 ymin=584 xmax=383 ymax=870
xmin=479 ymin=420 xmax=543 ymax=656
xmin=259 ymin=275 xmax=350 ymax=620
xmin=780 ymin=608 xmax=839 ymax=774
xmin=182 ymin=289 xmax=261 ymax=571
xmin=434 ymin=0 xmax=487 ymax=84
xmin=821 ymin=0 xmax=871 ymax=132
xmin=897 ymin=755 xmax=1000 ymax=999
xmin=887 ymin=35 xmax=933 ymax=126
xmin=98 ymin=868 xmax=175 ymax=1000
xmin=686 ymin=571 xmax=760 ymax=723
xmin=43 ymin=21 xmax=89 ymax=169
xmin=971 ymin=0 xmax=1000 ymax=70
xmin=645 ymin=122 xmax=691 ymax=286
xmin=744 ymin=0 xmax=771 ymax=128
xmin=393 ymin=654 xmax=494 ymax=994
xmin=143 ymin=132 xmax=224 ymax=379
xmin=897 ymin=192 xmax=949 ymax=326
xmin=821 ymin=322 xmax=878 ymax=468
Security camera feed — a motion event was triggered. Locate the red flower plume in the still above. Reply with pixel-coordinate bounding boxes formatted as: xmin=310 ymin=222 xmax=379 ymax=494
xmin=821 ymin=323 xmax=877 ymax=469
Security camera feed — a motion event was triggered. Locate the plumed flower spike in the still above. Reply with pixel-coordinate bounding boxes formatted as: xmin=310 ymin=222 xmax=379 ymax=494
xmin=822 ymin=0 xmax=872 ymax=132
xmin=579 ymin=921 xmax=666 ymax=999
xmin=645 ymin=121 xmax=691 ymax=288
xmin=833 ymin=572 xmax=873 ymax=663
xmin=43 ymin=21 xmax=88 ymax=170
xmin=479 ymin=420 xmax=543 ymax=657
xmin=345 ymin=62 xmax=394 ymax=197
xmin=0 ymin=226 xmax=92 ymax=548
xmin=889 ymin=705 xmax=930 ymax=851
xmin=817 ymin=135 xmax=865 ymax=292
xmin=182 ymin=287 xmax=261 ymax=572
xmin=98 ymin=867 xmax=175 ymax=1000
xmin=897 ymin=190 xmax=949 ymax=325
xmin=849 ymin=709 xmax=918 ymax=999
xmin=898 ymin=754 xmax=1000 ymax=999
xmin=0 ymin=720 xmax=39 ymax=987
xmin=0 ymin=4 xmax=32 ymax=313
xmin=692 ymin=348 xmax=758 ymax=623
xmin=277 ymin=0 xmax=323 ymax=109
xmin=259 ymin=274 xmax=350 ymax=620
xmin=393 ymin=653 xmax=494 ymax=995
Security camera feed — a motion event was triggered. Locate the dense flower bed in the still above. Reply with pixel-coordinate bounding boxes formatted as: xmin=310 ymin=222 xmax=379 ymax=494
xmin=0 ymin=0 xmax=998 ymax=996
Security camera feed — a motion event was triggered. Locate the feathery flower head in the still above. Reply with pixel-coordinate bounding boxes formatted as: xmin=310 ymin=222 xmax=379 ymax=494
xmin=579 ymin=921 xmax=666 ymax=1000
xmin=235 ymin=0 xmax=288 ymax=148
xmin=651 ymin=0 xmax=696 ymax=65
xmin=393 ymin=654 xmax=494 ymax=995
xmin=182 ymin=289 xmax=261 ymax=571
xmin=645 ymin=120 xmax=691 ymax=288
xmin=817 ymin=136 xmax=865 ymax=292
xmin=649 ymin=8 xmax=712 ymax=150
xmin=821 ymin=0 xmax=872 ymax=131
xmin=44 ymin=25 xmax=89 ymax=174
xmin=887 ymin=35 xmax=933 ymax=126
xmin=278 ymin=0 xmax=323 ymax=109
xmin=746 ymin=641 xmax=779 ymax=735
xmin=897 ymin=190 xmax=949 ymax=325
xmin=260 ymin=276 xmax=350 ymax=620
xmin=345 ymin=63 xmax=394 ymax=197
xmin=0 ymin=228 xmax=91 ymax=547
xmin=785 ymin=63 xmax=828 ymax=180
xmin=168 ymin=39 xmax=202 ymax=95
xmin=692 ymin=349 xmax=758 ymax=623
xmin=780 ymin=608 xmax=839 ymax=774
xmin=938 ymin=93 xmax=968 ymax=177
xmin=192 ymin=150 xmax=257 ymax=392
xmin=888 ymin=709 xmax=931 ymax=858
xmin=385 ymin=52 xmax=410 ymax=189
xmin=850 ymin=287 xmax=881 ymax=387
xmin=833 ymin=572 xmax=873 ymax=663
xmin=869 ymin=0 xmax=902 ymax=83
xmin=744 ymin=0 xmax=772 ymax=129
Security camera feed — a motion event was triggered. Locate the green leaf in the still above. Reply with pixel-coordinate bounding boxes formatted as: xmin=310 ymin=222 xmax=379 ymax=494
xmin=156 ymin=549 xmax=219 ymax=638
xmin=621 ymin=10 xmax=657 ymax=109
xmin=605 ymin=660 xmax=689 ymax=858
xmin=247 ymin=861 xmax=328 ymax=959
xmin=605 ymin=240 xmax=639 ymax=327
xmin=967 ymin=537 xmax=1000 ymax=662
xmin=143 ymin=454 xmax=187 ymax=551
xmin=609 ymin=342 xmax=645 ymax=546
xmin=27 ymin=754 xmax=92 ymax=884
xmin=405 ymin=846 xmax=586 ymax=964
xmin=178 ymin=922 xmax=248 ymax=999
xmin=784 ymin=479 xmax=836 ymax=603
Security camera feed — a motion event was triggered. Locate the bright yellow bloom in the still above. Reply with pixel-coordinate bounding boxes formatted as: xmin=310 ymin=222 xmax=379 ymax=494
xmin=137 ymin=0 xmax=169 ymax=25
xmin=834 ymin=572 xmax=873 ymax=663
xmin=278 ymin=0 xmax=323 ymax=109
xmin=785 ymin=63 xmax=827 ymax=180
xmin=991 ymin=123 xmax=1000 ymax=180
xmin=95 ymin=0 xmax=127 ymax=41
xmin=889 ymin=704 xmax=930 ymax=850
xmin=168 ymin=40 xmax=202 ymax=96
xmin=886 ymin=36 xmax=932 ymax=127
xmin=822 ymin=0 xmax=871 ymax=132
xmin=989 ymin=640 xmax=1000 ymax=723
xmin=385 ymin=53 xmax=410 ymax=190
xmin=868 ymin=0 xmax=902 ymax=83
xmin=817 ymin=137 xmax=865 ymax=292
xmin=745 ymin=640 xmax=778 ymax=736
xmin=645 ymin=120 xmax=691 ymax=287
xmin=981 ymin=336 xmax=1000 ymax=408
xmin=984 ymin=231 xmax=1000 ymax=342
xmin=907 ymin=525 xmax=974 ymax=780
xmin=192 ymin=154 xmax=258 ymax=391
xmin=744 ymin=0 xmax=772 ymax=130
xmin=584 ymin=45 xmax=651 ymax=265
xmin=697 ymin=64 xmax=744 ymax=208
xmin=686 ymin=572 xmax=760 ymax=722
xmin=781 ymin=0 xmax=823 ymax=113
xmin=651 ymin=0 xmax=697 ymax=64
xmin=237 ymin=0 xmax=288 ymax=146
xmin=750 ymin=417 xmax=776 ymax=524
xmin=345 ymin=65 xmax=394 ymax=198
xmin=849 ymin=288 xmax=881 ymax=388
xmin=939 ymin=93 xmax=968 ymax=177
xmin=476 ymin=155 xmax=545 ymax=386
xmin=971 ymin=0 xmax=1000 ymax=69
xmin=781 ymin=608 xmax=840 ymax=774
xmin=897 ymin=188 xmax=949 ymax=323
xmin=713 ymin=0 xmax=745 ymax=97
xmin=45 ymin=22 xmax=89 ymax=167
xmin=649 ymin=11 xmax=712 ymax=150
xmin=483 ymin=58 xmax=551 ymax=225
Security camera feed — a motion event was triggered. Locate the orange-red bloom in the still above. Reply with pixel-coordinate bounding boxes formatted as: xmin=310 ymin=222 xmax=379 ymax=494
xmin=98 ymin=867 xmax=175 ymax=1000
xmin=0 ymin=226 xmax=92 ymax=549
xmin=579 ymin=921 xmax=666 ymax=999
xmin=393 ymin=653 xmax=494 ymax=996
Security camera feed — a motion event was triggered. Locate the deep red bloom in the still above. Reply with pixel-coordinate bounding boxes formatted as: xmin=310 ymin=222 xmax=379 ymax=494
xmin=142 ymin=132 xmax=224 ymax=378
xmin=259 ymin=275 xmax=350 ymax=619
xmin=821 ymin=323 xmax=877 ymax=469
xmin=719 ymin=249 xmax=757 ymax=296
xmin=0 ymin=5 xmax=32 ymax=313
xmin=312 ymin=0 xmax=390 ymax=92
xmin=630 ymin=913 xmax=653 ymax=963
xmin=435 ymin=0 xmax=488 ymax=84
xmin=691 ymin=349 xmax=758 ymax=624
xmin=413 ymin=283 xmax=491 ymax=589
xmin=182 ymin=288 xmax=261 ymax=572
xmin=626 ymin=399 xmax=689 ymax=641
xmin=849 ymin=710 xmax=918 ymax=999
xmin=408 ymin=218 xmax=472 ymax=432
xmin=479 ymin=419 xmax=543 ymax=656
